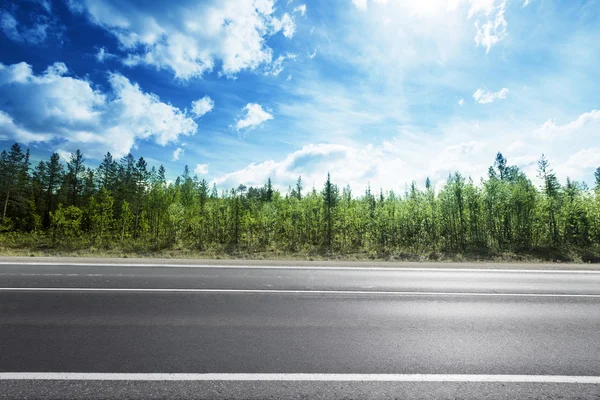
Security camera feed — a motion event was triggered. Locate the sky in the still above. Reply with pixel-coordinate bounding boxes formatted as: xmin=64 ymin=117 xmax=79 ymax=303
xmin=1 ymin=0 xmax=599 ymax=193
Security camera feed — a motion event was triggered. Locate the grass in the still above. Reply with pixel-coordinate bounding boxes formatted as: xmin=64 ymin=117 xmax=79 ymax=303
xmin=1 ymin=232 xmax=599 ymax=263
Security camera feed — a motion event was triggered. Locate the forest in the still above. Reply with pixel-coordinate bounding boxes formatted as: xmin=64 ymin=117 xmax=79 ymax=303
xmin=1 ymin=142 xmax=600 ymax=262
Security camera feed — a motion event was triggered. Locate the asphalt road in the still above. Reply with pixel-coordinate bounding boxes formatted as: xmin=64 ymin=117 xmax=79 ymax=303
xmin=1 ymin=262 xmax=600 ymax=399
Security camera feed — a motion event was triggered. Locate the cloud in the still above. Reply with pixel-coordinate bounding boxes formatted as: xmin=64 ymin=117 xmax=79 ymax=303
xmin=473 ymin=1 xmax=507 ymax=53
xmin=534 ymin=110 xmax=600 ymax=140
xmin=0 ymin=61 xmax=198 ymax=159
xmin=507 ymin=140 xmax=524 ymax=152
xmin=264 ymin=53 xmax=297 ymax=76
xmin=564 ymin=149 xmax=600 ymax=170
xmin=195 ymin=163 xmax=209 ymax=175
xmin=214 ymin=143 xmax=353 ymax=188
xmin=458 ymin=98 xmax=464 ymax=106
xmin=352 ymin=0 xmax=368 ymax=11
xmin=235 ymin=103 xmax=274 ymax=130
xmin=213 ymin=137 xmax=492 ymax=192
xmin=308 ymin=48 xmax=318 ymax=59
xmin=467 ymin=0 xmax=499 ymax=18
xmin=213 ymin=113 xmax=600 ymax=192
xmin=190 ymin=96 xmax=214 ymax=118
xmin=95 ymin=47 xmax=117 ymax=63
xmin=522 ymin=0 xmax=531 ymax=7
xmin=69 ymin=0 xmax=299 ymax=79
xmin=293 ymin=4 xmax=306 ymax=16
xmin=472 ymin=87 xmax=508 ymax=104
xmin=272 ymin=13 xmax=296 ymax=39
xmin=0 ymin=11 xmax=49 ymax=44
xmin=286 ymin=74 xmax=292 ymax=81
xmin=21 ymin=0 xmax=53 ymax=13
xmin=172 ymin=147 xmax=184 ymax=161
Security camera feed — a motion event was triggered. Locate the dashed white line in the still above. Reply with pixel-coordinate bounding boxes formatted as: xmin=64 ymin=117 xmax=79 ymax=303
xmin=0 ymin=373 xmax=599 ymax=383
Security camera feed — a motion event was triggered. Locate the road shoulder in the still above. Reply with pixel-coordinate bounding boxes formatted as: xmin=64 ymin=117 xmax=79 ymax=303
xmin=1 ymin=255 xmax=599 ymax=270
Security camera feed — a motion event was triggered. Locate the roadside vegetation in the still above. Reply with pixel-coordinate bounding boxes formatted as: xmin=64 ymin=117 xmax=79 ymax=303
xmin=1 ymin=143 xmax=600 ymax=262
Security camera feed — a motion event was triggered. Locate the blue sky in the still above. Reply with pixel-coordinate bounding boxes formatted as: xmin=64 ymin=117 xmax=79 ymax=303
xmin=1 ymin=0 xmax=599 ymax=191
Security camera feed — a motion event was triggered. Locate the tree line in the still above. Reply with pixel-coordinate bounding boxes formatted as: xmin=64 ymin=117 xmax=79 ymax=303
xmin=1 ymin=143 xmax=600 ymax=260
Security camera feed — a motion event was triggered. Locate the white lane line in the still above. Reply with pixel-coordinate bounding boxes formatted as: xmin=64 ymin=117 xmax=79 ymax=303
xmin=0 ymin=262 xmax=599 ymax=273
xmin=1 ymin=287 xmax=600 ymax=297
xmin=1 ymin=373 xmax=599 ymax=383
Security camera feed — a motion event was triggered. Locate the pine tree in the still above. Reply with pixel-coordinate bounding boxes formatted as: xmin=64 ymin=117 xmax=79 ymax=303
xmin=494 ymin=152 xmax=507 ymax=180
xmin=157 ymin=165 xmax=166 ymax=184
xmin=264 ymin=177 xmax=274 ymax=202
xmin=295 ymin=176 xmax=303 ymax=200
xmin=98 ymin=152 xmax=117 ymax=190
xmin=0 ymin=143 xmax=30 ymax=226
xmin=537 ymin=154 xmax=560 ymax=244
xmin=66 ymin=149 xmax=86 ymax=207
xmin=322 ymin=173 xmax=339 ymax=247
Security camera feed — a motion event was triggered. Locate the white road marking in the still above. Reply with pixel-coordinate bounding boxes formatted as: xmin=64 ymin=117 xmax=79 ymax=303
xmin=0 ymin=261 xmax=599 ymax=273
xmin=0 ymin=287 xmax=599 ymax=297
xmin=0 ymin=373 xmax=599 ymax=383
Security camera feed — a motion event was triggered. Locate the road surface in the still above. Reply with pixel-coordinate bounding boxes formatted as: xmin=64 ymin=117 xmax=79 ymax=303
xmin=1 ymin=261 xmax=599 ymax=399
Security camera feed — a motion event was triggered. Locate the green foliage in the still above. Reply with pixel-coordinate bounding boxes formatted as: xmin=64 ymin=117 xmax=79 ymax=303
xmin=51 ymin=205 xmax=83 ymax=242
xmin=1 ymin=143 xmax=600 ymax=261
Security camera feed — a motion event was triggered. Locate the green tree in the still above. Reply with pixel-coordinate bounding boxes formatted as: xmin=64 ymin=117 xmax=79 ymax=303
xmin=66 ymin=149 xmax=86 ymax=207
xmin=494 ymin=152 xmax=507 ymax=180
xmin=0 ymin=143 xmax=30 ymax=227
xmin=537 ymin=154 xmax=560 ymax=245
xmin=322 ymin=173 xmax=339 ymax=247
xmin=51 ymin=205 xmax=83 ymax=243
xmin=97 ymin=152 xmax=117 ymax=190
xmin=89 ymin=188 xmax=114 ymax=242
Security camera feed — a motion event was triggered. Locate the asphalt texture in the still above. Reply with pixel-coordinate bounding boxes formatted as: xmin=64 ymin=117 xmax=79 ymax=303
xmin=1 ymin=261 xmax=600 ymax=399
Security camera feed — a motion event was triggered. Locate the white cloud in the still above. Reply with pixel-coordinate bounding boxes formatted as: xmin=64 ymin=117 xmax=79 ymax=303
xmin=0 ymin=11 xmax=49 ymax=44
xmin=522 ymin=0 xmax=531 ymax=7
xmin=214 ymin=137 xmax=489 ymax=192
xmin=557 ymin=148 xmax=600 ymax=182
xmin=195 ymin=163 xmax=209 ymax=175
xmin=172 ymin=147 xmax=184 ymax=161
xmin=190 ymin=96 xmax=214 ymax=118
xmin=95 ymin=47 xmax=117 ymax=63
xmin=564 ymin=149 xmax=600 ymax=170
xmin=69 ymin=0 xmax=299 ymax=79
xmin=507 ymin=140 xmax=524 ymax=151
xmin=286 ymin=74 xmax=292 ymax=81
xmin=458 ymin=98 xmax=464 ymax=106
xmin=272 ymin=13 xmax=296 ymax=39
xmin=467 ymin=0 xmax=499 ymax=18
xmin=56 ymin=149 xmax=72 ymax=162
xmin=96 ymin=47 xmax=107 ymax=62
xmin=534 ymin=110 xmax=600 ymax=140
xmin=0 ymin=61 xmax=199 ymax=159
xmin=210 ymin=131 xmax=539 ymax=193
xmin=352 ymin=0 xmax=368 ymax=11
xmin=348 ymin=0 xmax=510 ymax=56
xmin=293 ymin=4 xmax=306 ymax=16
xmin=472 ymin=87 xmax=508 ymax=103
xmin=264 ymin=53 xmax=297 ymax=76
xmin=473 ymin=1 xmax=507 ymax=53
xmin=308 ymin=48 xmax=318 ymax=59
xmin=214 ymin=143 xmax=353 ymax=188
xmin=235 ymin=103 xmax=274 ymax=131
xmin=214 ymin=106 xmax=600 ymax=191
